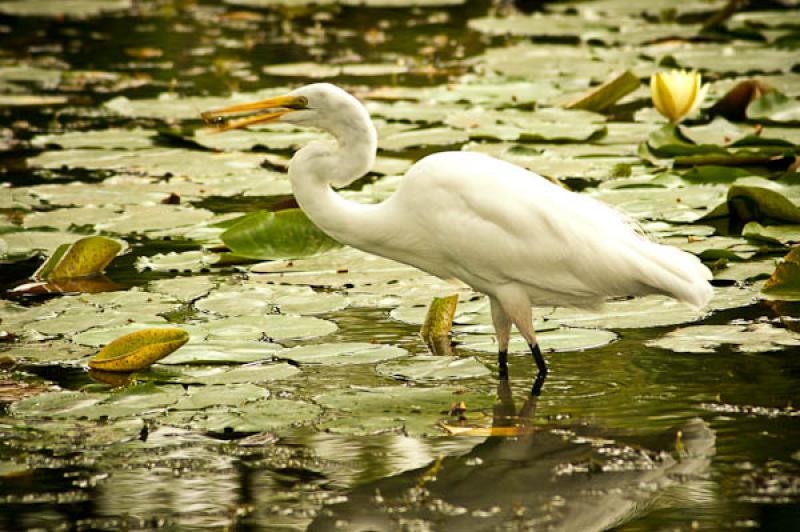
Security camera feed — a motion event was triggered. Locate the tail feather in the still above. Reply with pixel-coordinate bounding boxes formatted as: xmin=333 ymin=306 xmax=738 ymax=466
xmin=630 ymin=239 xmax=713 ymax=309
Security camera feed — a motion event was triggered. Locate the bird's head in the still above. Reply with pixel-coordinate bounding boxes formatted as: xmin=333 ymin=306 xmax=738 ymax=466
xmin=201 ymin=82 xmax=369 ymax=135
xmin=202 ymin=83 xmax=376 ymax=188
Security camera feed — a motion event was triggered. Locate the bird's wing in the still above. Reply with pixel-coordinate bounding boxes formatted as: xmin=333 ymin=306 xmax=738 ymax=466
xmin=392 ymin=151 xmax=710 ymax=307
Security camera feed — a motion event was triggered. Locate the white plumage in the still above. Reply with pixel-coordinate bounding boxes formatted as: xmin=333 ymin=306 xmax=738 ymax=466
xmin=204 ymin=83 xmax=713 ymax=394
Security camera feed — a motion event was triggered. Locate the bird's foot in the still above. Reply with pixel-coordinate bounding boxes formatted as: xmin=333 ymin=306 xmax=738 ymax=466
xmin=528 ymin=343 xmax=548 ymax=396
xmin=498 ymin=349 xmax=509 ymax=380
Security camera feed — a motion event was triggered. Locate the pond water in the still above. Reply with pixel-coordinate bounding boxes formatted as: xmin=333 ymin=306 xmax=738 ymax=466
xmin=1 ymin=0 xmax=800 ymax=530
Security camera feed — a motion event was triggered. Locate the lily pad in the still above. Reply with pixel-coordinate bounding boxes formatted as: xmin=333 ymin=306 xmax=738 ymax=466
xmin=748 ymin=90 xmax=800 ymax=123
xmin=647 ymin=323 xmax=800 ymax=353
xmin=315 ymin=385 xmax=494 ymax=437
xmin=459 ymin=327 xmax=617 ymax=354
xmin=11 ymin=391 xmax=108 ymax=418
xmin=172 ymin=384 xmax=269 ymax=410
xmin=0 ymin=0 xmax=131 ymax=17
xmin=203 ymin=314 xmax=337 ymax=342
xmin=189 ymin=399 xmax=320 ymax=433
xmin=762 ymin=246 xmax=800 ymax=301
xmin=278 ymin=342 xmax=407 ymax=366
xmin=34 ymin=236 xmax=122 ymax=281
xmin=221 ymin=209 xmax=341 ymax=260
xmin=184 ymin=362 xmax=300 ymax=385
xmin=89 ymin=328 xmax=189 ymax=372
xmin=743 ymin=223 xmax=800 ymax=246
xmin=159 ymin=341 xmax=281 ymax=365
xmin=377 ymin=356 xmax=490 ymax=382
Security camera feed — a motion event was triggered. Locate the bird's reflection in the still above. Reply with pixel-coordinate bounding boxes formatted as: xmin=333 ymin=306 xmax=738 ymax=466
xmin=309 ymin=381 xmax=715 ymax=532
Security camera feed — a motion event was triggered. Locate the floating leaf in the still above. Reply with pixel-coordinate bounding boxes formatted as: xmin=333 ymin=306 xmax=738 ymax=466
xmin=743 ymin=222 xmax=800 ymax=246
xmin=459 ymin=327 xmax=617 ymax=354
xmin=762 ymin=246 xmax=800 ymax=301
xmin=315 ymin=385 xmax=495 ymax=437
xmin=190 ymin=399 xmax=320 ymax=433
xmin=563 ymin=70 xmax=640 ymax=113
xmin=171 ymin=384 xmax=269 ymax=410
xmin=221 ymin=209 xmax=341 ymax=260
xmin=647 ymin=323 xmax=800 ymax=353
xmin=748 ymin=90 xmax=800 ymax=123
xmin=34 ymin=236 xmax=122 ymax=281
xmin=89 ymin=328 xmax=189 ymax=372
xmin=278 ymin=342 xmax=407 ymax=366
xmin=0 ymin=0 xmax=131 ymax=17
xmin=376 ymin=356 xmax=490 ymax=382
xmin=185 ymin=362 xmax=300 ymax=385
xmin=159 ymin=341 xmax=280 ymax=365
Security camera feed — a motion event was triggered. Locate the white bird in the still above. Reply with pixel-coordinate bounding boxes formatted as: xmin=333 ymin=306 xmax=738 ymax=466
xmin=203 ymin=83 xmax=713 ymax=395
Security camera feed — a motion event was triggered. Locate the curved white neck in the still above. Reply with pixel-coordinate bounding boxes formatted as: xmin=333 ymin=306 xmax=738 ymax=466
xmin=288 ymin=126 xmax=385 ymax=251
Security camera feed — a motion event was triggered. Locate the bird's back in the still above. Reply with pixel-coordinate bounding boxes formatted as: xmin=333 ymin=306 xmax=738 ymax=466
xmin=385 ymin=151 xmax=712 ymax=309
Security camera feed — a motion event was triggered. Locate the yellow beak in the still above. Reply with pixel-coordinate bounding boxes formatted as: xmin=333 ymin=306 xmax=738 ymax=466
xmin=201 ymin=94 xmax=308 ymax=131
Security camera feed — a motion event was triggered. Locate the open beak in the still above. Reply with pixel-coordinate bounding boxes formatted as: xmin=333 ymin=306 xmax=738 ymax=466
xmin=201 ymin=94 xmax=308 ymax=132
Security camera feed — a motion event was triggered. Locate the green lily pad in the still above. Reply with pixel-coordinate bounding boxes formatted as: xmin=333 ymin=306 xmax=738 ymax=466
xmin=376 ymin=356 xmax=490 ymax=382
xmin=278 ymin=342 xmax=407 ymax=366
xmin=67 ymin=383 xmax=187 ymax=420
xmin=743 ymin=222 xmax=800 ymax=246
xmin=34 ymin=236 xmax=122 ymax=281
xmin=172 ymin=384 xmax=269 ymax=410
xmin=136 ymin=251 xmax=222 ymax=273
xmin=148 ymin=276 xmax=217 ymax=303
xmin=459 ymin=327 xmax=617 ymax=354
xmin=748 ymin=90 xmax=800 ymax=123
xmin=89 ymin=328 xmax=189 ymax=372
xmin=203 ymin=315 xmax=338 ymax=342
xmin=184 ymin=362 xmax=300 ymax=385
xmin=159 ymin=341 xmax=280 ymax=365
xmin=32 ymin=128 xmax=155 ymax=150
xmin=221 ymin=209 xmax=341 ymax=260
xmin=714 ymin=259 xmax=776 ymax=283
xmin=188 ymin=399 xmax=320 ymax=433
xmin=762 ymin=246 xmax=800 ymax=301
xmin=647 ymin=323 xmax=800 ymax=353
xmin=0 ymin=0 xmax=131 ymax=17
xmin=446 ymin=108 xmax=606 ymax=143
xmin=11 ymin=391 xmax=108 ymax=418
xmin=315 ymin=385 xmax=494 ymax=437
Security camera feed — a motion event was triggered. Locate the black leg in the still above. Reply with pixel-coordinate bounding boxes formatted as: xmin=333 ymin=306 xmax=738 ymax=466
xmin=498 ymin=349 xmax=508 ymax=380
xmin=529 ymin=343 xmax=548 ymax=396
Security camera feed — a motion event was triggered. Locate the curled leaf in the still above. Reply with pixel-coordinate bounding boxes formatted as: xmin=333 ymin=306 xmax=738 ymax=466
xmin=563 ymin=70 xmax=640 ymax=113
xmin=420 ymin=294 xmax=458 ymax=339
xmin=709 ymin=80 xmax=771 ymax=121
xmin=89 ymin=328 xmax=189 ymax=372
xmin=34 ymin=236 xmax=122 ymax=281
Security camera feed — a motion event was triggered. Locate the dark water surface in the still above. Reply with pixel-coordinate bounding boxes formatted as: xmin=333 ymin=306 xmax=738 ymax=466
xmin=1 ymin=0 xmax=800 ymax=530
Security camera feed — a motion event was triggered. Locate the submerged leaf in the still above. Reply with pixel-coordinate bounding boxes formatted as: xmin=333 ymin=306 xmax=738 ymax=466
xmin=34 ymin=236 xmax=122 ymax=281
xmin=89 ymin=328 xmax=189 ymax=372
xmin=221 ymin=209 xmax=341 ymax=260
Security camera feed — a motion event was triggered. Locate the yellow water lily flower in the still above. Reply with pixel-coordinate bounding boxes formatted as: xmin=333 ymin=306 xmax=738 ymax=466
xmin=650 ymin=70 xmax=708 ymax=124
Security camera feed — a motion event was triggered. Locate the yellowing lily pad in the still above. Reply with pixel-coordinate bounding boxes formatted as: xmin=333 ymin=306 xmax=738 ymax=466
xmin=34 ymin=236 xmax=123 ymax=281
xmin=89 ymin=328 xmax=189 ymax=372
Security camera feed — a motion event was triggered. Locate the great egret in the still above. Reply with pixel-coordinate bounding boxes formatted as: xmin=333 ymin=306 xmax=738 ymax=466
xmin=203 ymin=83 xmax=713 ymax=395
